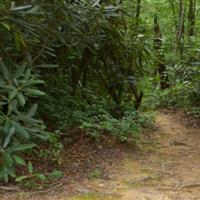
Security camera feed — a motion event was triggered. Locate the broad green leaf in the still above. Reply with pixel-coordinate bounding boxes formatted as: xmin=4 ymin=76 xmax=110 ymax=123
xmin=7 ymin=143 xmax=36 ymax=152
xmin=13 ymin=78 xmax=19 ymax=87
xmin=3 ymin=127 xmax=15 ymax=149
xmin=0 ymin=85 xmax=14 ymax=90
xmin=35 ymin=173 xmax=46 ymax=181
xmin=7 ymin=167 xmax=16 ymax=178
xmin=17 ymin=93 xmax=26 ymax=106
xmin=27 ymin=104 xmax=38 ymax=117
xmin=25 ymin=80 xmax=45 ymax=86
xmin=0 ymin=23 xmax=11 ymax=31
xmin=3 ymin=152 xmax=13 ymax=166
xmin=13 ymin=155 xmax=26 ymax=166
xmin=15 ymin=116 xmax=41 ymax=124
xmin=48 ymin=170 xmax=63 ymax=179
xmin=24 ymin=69 xmax=31 ymax=80
xmin=3 ymin=120 xmax=10 ymax=134
xmin=11 ymin=121 xmax=30 ymax=139
xmin=0 ymin=61 xmax=9 ymax=80
xmin=11 ymin=5 xmax=32 ymax=11
xmin=15 ymin=175 xmax=28 ymax=182
xmin=8 ymin=88 xmax=18 ymax=102
xmin=25 ymin=88 xmax=45 ymax=96
xmin=15 ymin=64 xmax=26 ymax=78
xmin=34 ymin=64 xmax=59 ymax=68
xmin=28 ymin=161 xmax=33 ymax=174
xmin=26 ymin=5 xmax=41 ymax=14
xmin=31 ymin=132 xmax=48 ymax=141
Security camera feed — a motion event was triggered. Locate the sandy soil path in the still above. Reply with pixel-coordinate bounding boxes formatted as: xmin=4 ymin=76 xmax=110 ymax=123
xmin=1 ymin=110 xmax=200 ymax=200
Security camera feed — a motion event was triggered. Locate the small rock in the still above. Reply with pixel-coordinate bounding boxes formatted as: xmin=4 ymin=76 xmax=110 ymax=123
xmin=77 ymin=187 xmax=90 ymax=194
xmin=98 ymin=183 xmax=105 ymax=188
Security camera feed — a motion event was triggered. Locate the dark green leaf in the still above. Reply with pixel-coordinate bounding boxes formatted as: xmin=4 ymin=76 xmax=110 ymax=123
xmin=13 ymin=155 xmax=26 ymax=166
xmin=3 ymin=127 xmax=15 ymax=149
xmin=8 ymin=88 xmax=18 ymax=102
xmin=15 ymin=175 xmax=28 ymax=182
xmin=25 ymin=88 xmax=45 ymax=96
xmin=0 ymin=61 xmax=9 ymax=80
xmin=7 ymin=143 xmax=36 ymax=153
xmin=35 ymin=173 xmax=46 ymax=181
xmin=11 ymin=121 xmax=30 ymax=139
xmin=48 ymin=170 xmax=63 ymax=179
xmin=28 ymin=161 xmax=33 ymax=174
xmin=27 ymin=103 xmax=38 ymax=117
xmin=17 ymin=93 xmax=26 ymax=106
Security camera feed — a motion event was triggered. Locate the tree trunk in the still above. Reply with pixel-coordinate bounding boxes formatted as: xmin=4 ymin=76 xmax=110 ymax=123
xmin=71 ymin=47 xmax=91 ymax=96
xmin=188 ymin=0 xmax=196 ymax=37
xmin=176 ymin=0 xmax=186 ymax=55
xmin=135 ymin=0 xmax=141 ymax=26
xmin=154 ymin=16 xmax=170 ymax=90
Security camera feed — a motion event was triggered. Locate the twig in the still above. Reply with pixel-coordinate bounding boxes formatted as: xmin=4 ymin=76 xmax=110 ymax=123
xmin=30 ymin=181 xmax=63 ymax=194
xmin=0 ymin=186 xmax=20 ymax=191
xmin=32 ymin=41 xmax=48 ymax=64
xmin=179 ymin=183 xmax=200 ymax=190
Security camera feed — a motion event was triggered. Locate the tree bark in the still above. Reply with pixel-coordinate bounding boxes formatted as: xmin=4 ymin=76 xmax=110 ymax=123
xmin=71 ymin=47 xmax=91 ymax=96
xmin=188 ymin=0 xmax=196 ymax=37
xmin=176 ymin=0 xmax=186 ymax=55
xmin=135 ymin=0 xmax=141 ymax=26
xmin=154 ymin=16 xmax=170 ymax=90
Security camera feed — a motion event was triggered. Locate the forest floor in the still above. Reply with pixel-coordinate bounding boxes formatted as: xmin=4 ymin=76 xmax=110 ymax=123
xmin=0 ymin=109 xmax=200 ymax=200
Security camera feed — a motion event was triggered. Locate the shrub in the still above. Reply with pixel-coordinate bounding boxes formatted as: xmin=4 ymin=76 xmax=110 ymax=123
xmin=0 ymin=61 xmax=47 ymax=182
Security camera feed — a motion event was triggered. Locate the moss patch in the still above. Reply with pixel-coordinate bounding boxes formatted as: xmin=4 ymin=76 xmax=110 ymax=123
xmin=70 ymin=193 xmax=119 ymax=200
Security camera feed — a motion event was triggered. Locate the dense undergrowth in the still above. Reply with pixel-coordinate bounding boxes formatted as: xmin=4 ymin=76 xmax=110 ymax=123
xmin=0 ymin=0 xmax=199 ymax=184
xmin=143 ymin=64 xmax=200 ymax=117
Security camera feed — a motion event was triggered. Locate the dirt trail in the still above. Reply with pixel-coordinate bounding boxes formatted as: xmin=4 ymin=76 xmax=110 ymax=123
xmin=1 ymin=111 xmax=200 ymax=200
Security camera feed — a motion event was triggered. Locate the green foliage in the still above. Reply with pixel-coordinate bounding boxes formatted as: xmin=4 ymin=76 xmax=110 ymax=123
xmin=37 ymin=131 xmax=64 ymax=165
xmin=0 ymin=1 xmax=51 ymax=182
xmin=0 ymin=0 xmax=199 ymax=187
xmin=0 ymin=61 xmax=47 ymax=182
xmin=143 ymin=63 xmax=200 ymax=117
xmin=81 ymin=111 xmax=153 ymax=141
xmin=16 ymin=164 xmax=63 ymax=190
xmin=39 ymin=74 xmax=153 ymax=141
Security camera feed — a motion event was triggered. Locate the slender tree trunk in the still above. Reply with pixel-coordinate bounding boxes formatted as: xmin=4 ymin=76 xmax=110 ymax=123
xmin=131 ymin=0 xmax=143 ymax=110
xmin=187 ymin=0 xmax=196 ymax=64
xmin=176 ymin=0 xmax=186 ymax=55
xmin=154 ymin=16 xmax=170 ymax=90
xmin=71 ymin=47 xmax=91 ymax=96
xmin=169 ymin=0 xmax=178 ymax=52
xmin=188 ymin=0 xmax=196 ymax=37
xmin=170 ymin=0 xmax=178 ymax=31
xmin=135 ymin=0 xmax=141 ymax=26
